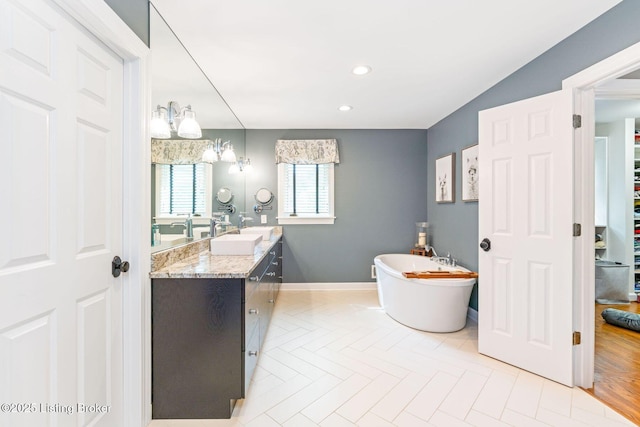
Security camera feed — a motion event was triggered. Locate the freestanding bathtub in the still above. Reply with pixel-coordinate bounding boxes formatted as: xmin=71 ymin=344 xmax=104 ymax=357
xmin=374 ymin=254 xmax=476 ymax=333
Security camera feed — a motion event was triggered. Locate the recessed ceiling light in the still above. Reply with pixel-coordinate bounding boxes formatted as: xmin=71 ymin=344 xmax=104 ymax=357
xmin=338 ymin=105 xmax=353 ymax=112
xmin=352 ymin=65 xmax=372 ymax=75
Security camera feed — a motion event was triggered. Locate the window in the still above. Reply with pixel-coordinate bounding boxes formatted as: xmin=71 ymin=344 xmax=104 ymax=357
xmin=278 ymin=163 xmax=335 ymax=224
xmin=155 ymin=163 xmax=210 ymax=216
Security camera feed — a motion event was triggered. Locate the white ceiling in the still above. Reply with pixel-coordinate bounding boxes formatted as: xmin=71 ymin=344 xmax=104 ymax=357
xmin=594 ymin=78 xmax=640 ymax=126
xmin=150 ymin=0 xmax=621 ymax=130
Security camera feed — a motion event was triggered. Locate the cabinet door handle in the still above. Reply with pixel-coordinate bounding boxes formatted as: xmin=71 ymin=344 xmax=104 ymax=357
xmin=249 ymin=276 xmax=259 ymax=281
xmin=271 ymin=261 xmax=278 ymax=266
xmin=248 ymin=350 xmax=259 ymax=357
xmin=268 ymin=299 xmax=275 ymax=304
xmin=248 ymin=308 xmax=259 ymax=315
xmin=266 ymin=272 xmax=276 ymax=277
xmin=270 ymin=251 xmax=276 ymax=255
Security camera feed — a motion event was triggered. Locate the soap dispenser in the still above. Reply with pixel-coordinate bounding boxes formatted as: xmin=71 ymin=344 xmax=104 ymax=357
xmin=151 ymin=223 xmax=161 ymax=246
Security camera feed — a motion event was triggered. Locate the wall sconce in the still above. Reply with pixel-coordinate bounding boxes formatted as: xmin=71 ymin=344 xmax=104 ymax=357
xmin=229 ymin=157 xmax=252 ymax=174
xmin=150 ymin=101 xmax=202 ymax=139
xmin=202 ymin=138 xmax=237 ymax=163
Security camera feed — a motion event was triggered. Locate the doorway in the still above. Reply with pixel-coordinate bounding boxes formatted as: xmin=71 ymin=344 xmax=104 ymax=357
xmin=586 ymin=94 xmax=640 ymax=423
xmin=559 ymin=40 xmax=640 ymax=390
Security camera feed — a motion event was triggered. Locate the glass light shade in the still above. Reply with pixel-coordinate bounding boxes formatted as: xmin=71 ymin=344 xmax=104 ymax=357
xmin=150 ymin=110 xmax=171 ymax=139
xmin=202 ymin=146 xmax=218 ymax=163
xmin=177 ymin=110 xmax=202 ymax=138
xmin=221 ymin=144 xmax=236 ymax=163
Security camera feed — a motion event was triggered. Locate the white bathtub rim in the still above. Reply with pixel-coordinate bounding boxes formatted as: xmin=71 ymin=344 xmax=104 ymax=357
xmin=374 ymin=254 xmax=476 ymax=287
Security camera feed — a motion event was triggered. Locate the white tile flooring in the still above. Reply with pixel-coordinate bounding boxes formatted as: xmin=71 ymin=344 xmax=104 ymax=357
xmin=149 ymin=290 xmax=635 ymax=427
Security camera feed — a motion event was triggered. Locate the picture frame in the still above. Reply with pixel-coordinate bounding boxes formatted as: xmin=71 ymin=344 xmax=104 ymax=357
xmin=461 ymin=144 xmax=479 ymax=202
xmin=435 ymin=153 xmax=455 ymax=203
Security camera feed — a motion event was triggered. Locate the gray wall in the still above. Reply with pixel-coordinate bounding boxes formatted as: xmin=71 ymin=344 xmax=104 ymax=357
xmin=426 ymin=0 xmax=640 ymax=310
xmin=104 ymin=0 xmax=149 ymax=46
xmin=245 ymin=129 xmax=428 ymax=283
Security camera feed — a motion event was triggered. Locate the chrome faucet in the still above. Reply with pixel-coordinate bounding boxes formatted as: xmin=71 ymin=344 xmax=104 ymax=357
xmin=433 ymin=252 xmax=457 ymax=267
xmin=238 ymin=214 xmax=254 ymax=229
xmin=170 ymin=214 xmax=193 ymax=238
xmin=210 ymin=213 xmax=231 ymax=238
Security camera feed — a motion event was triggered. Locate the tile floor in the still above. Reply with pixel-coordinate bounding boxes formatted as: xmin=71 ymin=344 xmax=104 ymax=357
xmin=149 ymin=290 xmax=635 ymax=427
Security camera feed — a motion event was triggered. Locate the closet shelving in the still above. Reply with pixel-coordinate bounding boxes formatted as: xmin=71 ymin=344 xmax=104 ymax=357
xmin=595 ymin=225 xmax=607 ymax=260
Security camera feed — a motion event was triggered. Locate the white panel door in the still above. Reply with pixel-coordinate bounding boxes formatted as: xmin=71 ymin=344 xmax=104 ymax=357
xmin=478 ymin=89 xmax=575 ymax=386
xmin=0 ymin=0 xmax=124 ymax=425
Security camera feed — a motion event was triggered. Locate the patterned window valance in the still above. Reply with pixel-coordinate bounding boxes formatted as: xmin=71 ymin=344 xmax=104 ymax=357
xmin=151 ymin=139 xmax=212 ymax=164
xmin=275 ymin=139 xmax=340 ymax=164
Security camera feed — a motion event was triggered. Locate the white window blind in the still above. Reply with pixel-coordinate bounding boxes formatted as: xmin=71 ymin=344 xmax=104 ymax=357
xmin=282 ymin=164 xmax=330 ymax=214
xmin=157 ymin=164 xmax=206 ymax=215
xmin=278 ymin=163 xmax=334 ymax=224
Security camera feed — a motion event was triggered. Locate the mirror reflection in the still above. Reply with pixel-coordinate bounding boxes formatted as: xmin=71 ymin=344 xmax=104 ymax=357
xmin=150 ymin=4 xmax=246 ymax=253
xmin=255 ymin=188 xmax=274 ymax=205
xmin=216 ymin=187 xmax=234 ymax=204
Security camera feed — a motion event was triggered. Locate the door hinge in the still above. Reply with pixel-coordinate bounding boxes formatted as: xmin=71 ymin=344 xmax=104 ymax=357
xmin=573 ymin=223 xmax=581 ymax=237
xmin=573 ymin=114 xmax=582 ymax=129
xmin=573 ymin=331 xmax=581 ymax=345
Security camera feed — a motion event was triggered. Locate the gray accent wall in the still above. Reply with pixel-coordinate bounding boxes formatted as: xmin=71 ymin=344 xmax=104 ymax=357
xmin=245 ymin=129 xmax=428 ymax=283
xmin=426 ymin=0 xmax=640 ymax=310
xmin=104 ymin=0 xmax=149 ymax=46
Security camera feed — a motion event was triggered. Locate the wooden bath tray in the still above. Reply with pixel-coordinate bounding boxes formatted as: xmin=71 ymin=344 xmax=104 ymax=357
xmin=402 ymin=270 xmax=478 ymax=279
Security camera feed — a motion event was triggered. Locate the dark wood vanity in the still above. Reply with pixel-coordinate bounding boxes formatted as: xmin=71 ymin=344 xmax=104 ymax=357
xmin=151 ymin=235 xmax=282 ymax=419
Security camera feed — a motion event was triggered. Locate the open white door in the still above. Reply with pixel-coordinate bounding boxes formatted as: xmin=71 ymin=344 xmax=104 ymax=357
xmin=478 ymin=89 xmax=575 ymax=386
xmin=0 ymin=0 xmax=126 ymax=425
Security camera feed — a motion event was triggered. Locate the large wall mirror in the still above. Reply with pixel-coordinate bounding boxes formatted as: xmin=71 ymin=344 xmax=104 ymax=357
xmin=150 ymin=4 xmax=245 ymax=252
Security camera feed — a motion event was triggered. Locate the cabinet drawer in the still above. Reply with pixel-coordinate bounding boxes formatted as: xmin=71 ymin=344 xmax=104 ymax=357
xmin=245 ymin=291 xmax=260 ymax=342
xmin=243 ymin=325 xmax=260 ymax=395
xmin=245 ymin=256 xmax=269 ymax=297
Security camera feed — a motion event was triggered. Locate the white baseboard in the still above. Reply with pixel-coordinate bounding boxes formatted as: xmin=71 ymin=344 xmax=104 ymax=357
xmin=280 ymin=285 xmax=479 ymax=322
xmin=280 ymin=282 xmax=377 ymax=291
xmin=467 ymin=307 xmax=478 ymax=323
xmin=629 ymin=292 xmax=638 ymax=302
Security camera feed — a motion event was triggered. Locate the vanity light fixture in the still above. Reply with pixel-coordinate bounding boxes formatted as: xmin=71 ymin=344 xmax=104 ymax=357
xmin=150 ymin=109 xmax=171 ymax=139
xmin=150 ymin=101 xmax=202 ymax=139
xmin=202 ymin=138 xmax=237 ymax=163
xmin=352 ymin=65 xmax=372 ymax=75
xmin=220 ymin=143 xmax=237 ymax=163
xmin=228 ymin=157 xmax=252 ymax=174
xmin=338 ymin=105 xmax=353 ymax=112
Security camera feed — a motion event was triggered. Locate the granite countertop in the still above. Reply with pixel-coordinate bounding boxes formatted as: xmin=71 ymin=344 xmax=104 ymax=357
xmin=149 ymin=231 xmax=282 ymax=279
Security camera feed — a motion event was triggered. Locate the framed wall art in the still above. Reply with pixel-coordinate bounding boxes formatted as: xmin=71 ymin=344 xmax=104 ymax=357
xmin=461 ymin=144 xmax=479 ymax=202
xmin=435 ymin=153 xmax=455 ymax=203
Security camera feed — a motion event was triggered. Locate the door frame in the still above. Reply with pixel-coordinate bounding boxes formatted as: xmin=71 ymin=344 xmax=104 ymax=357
xmin=563 ymin=41 xmax=640 ymax=388
xmin=51 ymin=0 xmax=151 ymax=425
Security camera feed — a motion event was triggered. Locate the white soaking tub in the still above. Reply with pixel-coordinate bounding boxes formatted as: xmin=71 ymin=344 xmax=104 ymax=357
xmin=374 ymin=254 xmax=476 ymax=332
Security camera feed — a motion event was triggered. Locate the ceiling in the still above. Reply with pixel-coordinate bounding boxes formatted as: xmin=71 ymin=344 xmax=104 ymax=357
xmin=150 ymin=0 xmax=621 ymax=130
xmin=594 ymin=76 xmax=640 ymax=126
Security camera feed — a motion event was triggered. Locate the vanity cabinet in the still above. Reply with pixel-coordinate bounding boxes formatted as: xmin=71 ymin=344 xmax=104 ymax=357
xmin=151 ymin=237 xmax=282 ymax=419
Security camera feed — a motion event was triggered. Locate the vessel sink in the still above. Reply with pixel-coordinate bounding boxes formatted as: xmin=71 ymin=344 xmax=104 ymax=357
xmin=210 ymin=233 xmax=263 ymax=255
xmin=239 ymin=226 xmax=275 ymax=240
